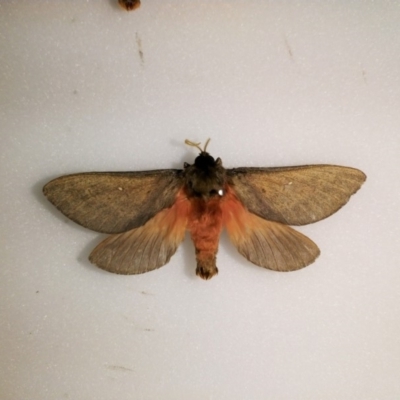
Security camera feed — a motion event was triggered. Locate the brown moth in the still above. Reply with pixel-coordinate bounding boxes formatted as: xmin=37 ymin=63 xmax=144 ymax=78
xmin=118 ymin=0 xmax=140 ymax=11
xmin=43 ymin=139 xmax=366 ymax=280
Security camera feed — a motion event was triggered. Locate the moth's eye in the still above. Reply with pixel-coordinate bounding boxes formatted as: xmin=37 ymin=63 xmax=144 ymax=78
xmin=218 ymin=189 xmax=224 ymax=196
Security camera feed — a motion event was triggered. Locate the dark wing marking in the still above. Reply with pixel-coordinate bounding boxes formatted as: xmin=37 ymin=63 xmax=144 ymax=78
xmin=43 ymin=170 xmax=184 ymax=233
xmin=227 ymin=165 xmax=366 ymax=226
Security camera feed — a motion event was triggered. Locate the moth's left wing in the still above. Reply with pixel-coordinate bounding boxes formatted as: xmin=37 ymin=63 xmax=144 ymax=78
xmin=227 ymin=165 xmax=366 ymax=226
xmin=89 ymin=190 xmax=190 ymax=274
xmin=222 ymin=188 xmax=320 ymax=271
xmin=43 ymin=170 xmax=184 ymax=233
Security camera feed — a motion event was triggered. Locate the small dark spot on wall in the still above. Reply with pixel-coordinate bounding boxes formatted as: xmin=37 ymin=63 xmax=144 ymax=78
xmin=284 ymin=35 xmax=294 ymax=61
xmin=106 ymin=364 xmax=134 ymax=372
xmin=136 ymin=32 xmax=144 ymax=66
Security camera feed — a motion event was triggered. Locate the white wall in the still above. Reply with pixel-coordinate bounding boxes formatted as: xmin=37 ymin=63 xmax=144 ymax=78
xmin=1 ymin=1 xmax=399 ymax=399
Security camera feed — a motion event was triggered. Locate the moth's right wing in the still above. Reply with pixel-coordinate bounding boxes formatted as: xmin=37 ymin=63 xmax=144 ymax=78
xmin=43 ymin=170 xmax=184 ymax=233
xmin=89 ymin=190 xmax=190 ymax=274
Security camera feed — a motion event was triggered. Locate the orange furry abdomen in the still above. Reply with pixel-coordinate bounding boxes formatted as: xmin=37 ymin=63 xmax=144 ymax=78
xmin=188 ymin=195 xmax=224 ymax=280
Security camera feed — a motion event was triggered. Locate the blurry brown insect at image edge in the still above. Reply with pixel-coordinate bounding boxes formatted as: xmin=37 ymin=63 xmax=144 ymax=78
xmin=119 ymin=0 xmax=140 ymax=11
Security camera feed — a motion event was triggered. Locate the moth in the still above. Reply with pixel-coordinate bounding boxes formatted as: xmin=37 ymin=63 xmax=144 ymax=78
xmin=43 ymin=139 xmax=366 ymax=280
xmin=118 ymin=0 xmax=140 ymax=11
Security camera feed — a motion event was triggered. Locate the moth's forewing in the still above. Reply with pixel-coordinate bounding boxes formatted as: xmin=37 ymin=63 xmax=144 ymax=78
xmin=228 ymin=165 xmax=366 ymax=226
xmin=119 ymin=0 xmax=140 ymax=11
xmin=222 ymin=187 xmax=320 ymax=271
xmin=43 ymin=170 xmax=184 ymax=234
xmin=89 ymin=189 xmax=190 ymax=274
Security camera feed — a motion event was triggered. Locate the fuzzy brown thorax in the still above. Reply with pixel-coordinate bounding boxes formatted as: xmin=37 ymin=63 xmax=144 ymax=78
xmin=183 ymin=151 xmax=227 ymax=200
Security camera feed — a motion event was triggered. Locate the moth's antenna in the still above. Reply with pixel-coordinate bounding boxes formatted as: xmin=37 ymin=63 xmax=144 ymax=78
xmin=185 ymin=139 xmax=202 ymax=152
xmin=203 ymin=138 xmax=211 ymax=152
xmin=185 ymin=139 xmax=211 ymax=153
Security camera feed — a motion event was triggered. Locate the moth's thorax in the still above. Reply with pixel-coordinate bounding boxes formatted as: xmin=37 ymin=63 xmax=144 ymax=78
xmin=184 ymin=152 xmax=227 ymax=200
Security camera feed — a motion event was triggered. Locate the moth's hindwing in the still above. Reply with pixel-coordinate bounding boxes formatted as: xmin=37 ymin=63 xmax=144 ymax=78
xmin=222 ymin=186 xmax=320 ymax=271
xmin=89 ymin=189 xmax=190 ymax=274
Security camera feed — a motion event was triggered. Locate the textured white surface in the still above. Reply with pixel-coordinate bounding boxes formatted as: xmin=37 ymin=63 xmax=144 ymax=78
xmin=1 ymin=1 xmax=400 ymax=399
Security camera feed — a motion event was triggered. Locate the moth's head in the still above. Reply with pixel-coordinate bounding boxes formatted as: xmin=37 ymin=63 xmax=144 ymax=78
xmin=194 ymin=151 xmax=218 ymax=169
xmin=184 ymin=139 xmax=226 ymax=199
